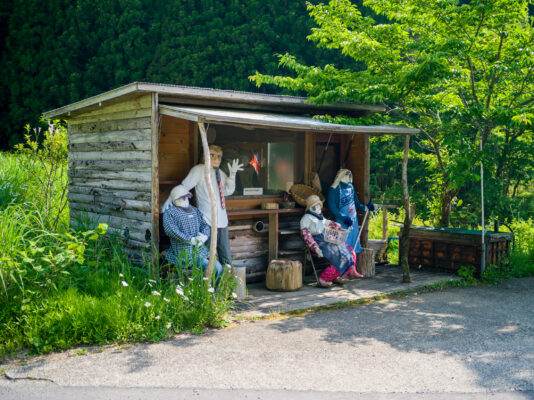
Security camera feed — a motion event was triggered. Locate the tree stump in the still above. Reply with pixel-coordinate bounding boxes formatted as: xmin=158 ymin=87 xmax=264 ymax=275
xmin=356 ymin=248 xmax=375 ymax=277
xmin=266 ymin=259 xmax=302 ymax=291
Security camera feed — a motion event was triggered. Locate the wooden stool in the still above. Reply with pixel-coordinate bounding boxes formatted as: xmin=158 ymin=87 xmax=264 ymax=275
xmin=266 ymin=259 xmax=302 ymax=291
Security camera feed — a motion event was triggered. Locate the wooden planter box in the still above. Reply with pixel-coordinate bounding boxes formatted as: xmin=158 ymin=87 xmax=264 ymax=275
xmin=399 ymin=226 xmax=513 ymax=276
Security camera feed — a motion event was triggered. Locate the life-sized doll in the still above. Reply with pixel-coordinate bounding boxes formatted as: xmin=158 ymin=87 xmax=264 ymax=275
xmin=300 ymin=195 xmax=363 ymax=288
xmin=327 ymin=169 xmax=375 ymax=253
xmin=163 ymin=185 xmax=223 ymax=279
xmin=161 ymin=145 xmax=243 ymax=267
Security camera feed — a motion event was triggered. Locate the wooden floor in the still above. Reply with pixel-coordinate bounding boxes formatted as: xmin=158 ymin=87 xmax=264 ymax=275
xmin=235 ymin=264 xmax=459 ymax=318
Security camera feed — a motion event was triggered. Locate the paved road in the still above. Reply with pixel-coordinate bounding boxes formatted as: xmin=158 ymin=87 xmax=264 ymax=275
xmin=1 ymin=277 xmax=533 ymax=399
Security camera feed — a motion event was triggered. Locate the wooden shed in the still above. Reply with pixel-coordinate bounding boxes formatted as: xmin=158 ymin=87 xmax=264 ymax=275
xmin=43 ymin=82 xmax=417 ymax=281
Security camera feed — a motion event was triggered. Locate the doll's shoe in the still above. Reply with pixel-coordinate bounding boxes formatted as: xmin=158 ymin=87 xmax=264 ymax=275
xmin=332 ymin=277 xmax=348 ymax=285
xmin=317 ymin=278 xmax=333 ymax=288
xmin=345 ymin=265 xmax=364 ymax=279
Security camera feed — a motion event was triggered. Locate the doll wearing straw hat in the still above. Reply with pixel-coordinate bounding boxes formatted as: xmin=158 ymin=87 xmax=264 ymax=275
xmin=300 ymin=194 xmax=363 ymax=288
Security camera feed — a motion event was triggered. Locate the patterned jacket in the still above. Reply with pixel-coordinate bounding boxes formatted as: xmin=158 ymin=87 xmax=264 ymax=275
xmin=163 ymin=204 xmax=211 ymax=266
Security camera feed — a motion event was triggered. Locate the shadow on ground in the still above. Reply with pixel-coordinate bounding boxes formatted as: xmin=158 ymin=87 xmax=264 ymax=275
xmin=265 ymin=277 xmax=534 ymax=392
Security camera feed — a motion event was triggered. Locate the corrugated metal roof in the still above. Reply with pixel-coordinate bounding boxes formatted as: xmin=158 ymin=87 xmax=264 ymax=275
xmin=43 ymin=82 xmax=385 ymax=120
xmin=159 ymin=105 xmax=418 ymax=135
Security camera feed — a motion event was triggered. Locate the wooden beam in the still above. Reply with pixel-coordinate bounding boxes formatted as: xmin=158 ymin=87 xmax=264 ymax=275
xmin=151 ymin=93 xmax=160 ymax=271
xmin=268 ymin=213 xmax=279 ymax=262
xmin=198 ymin=120 xmax=218 ymax=281
xmin=304 ymin=131 xmax=316 ymax=185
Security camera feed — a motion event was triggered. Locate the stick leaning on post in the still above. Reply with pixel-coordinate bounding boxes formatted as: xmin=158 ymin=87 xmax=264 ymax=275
xmin=198 ymin=120 xmax=217 ymax=282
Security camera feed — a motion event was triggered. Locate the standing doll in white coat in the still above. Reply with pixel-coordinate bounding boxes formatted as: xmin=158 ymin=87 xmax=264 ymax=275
xmin=162 ymin=145 xmax=243 ymax=267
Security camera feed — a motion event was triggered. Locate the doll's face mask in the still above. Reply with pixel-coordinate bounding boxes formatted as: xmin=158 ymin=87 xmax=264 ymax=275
xmin=173 ymin=196 xmax=190 ymax=208
xmin=310 ymin=203 xmax=322 ymax=215
xmin=341 ymin=170 xmax=352 ymax=184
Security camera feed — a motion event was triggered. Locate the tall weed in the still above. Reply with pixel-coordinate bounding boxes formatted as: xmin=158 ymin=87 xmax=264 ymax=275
xmin=13 ymin=121 xmax=69 ymax=230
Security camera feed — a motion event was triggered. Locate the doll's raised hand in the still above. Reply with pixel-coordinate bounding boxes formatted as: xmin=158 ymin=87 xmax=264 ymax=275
xmin=228 ymin=159 xmax=244 ymax=176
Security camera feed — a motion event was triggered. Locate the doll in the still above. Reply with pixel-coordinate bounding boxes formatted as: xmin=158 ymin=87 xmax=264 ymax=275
xmin=300 ymin=195 xmax=363 ymax=288
xmin=327 ymin=169 xmax=375 ymax=253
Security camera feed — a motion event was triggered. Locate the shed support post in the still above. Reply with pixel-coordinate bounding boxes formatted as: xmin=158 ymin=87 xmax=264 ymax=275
xmin=150 ymin=93 xmax=159 ymax=277
xmin=198 ymin=120 xmax=218 ymax=282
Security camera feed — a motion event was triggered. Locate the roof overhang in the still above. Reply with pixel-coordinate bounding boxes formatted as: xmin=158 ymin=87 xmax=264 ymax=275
xmin=43 ymin=82 xmax=385 ymax=120
xmin=159 ymin=105 xmax=419 ymax=136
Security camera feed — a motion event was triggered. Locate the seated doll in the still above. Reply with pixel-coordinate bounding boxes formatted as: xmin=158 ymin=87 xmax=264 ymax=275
xmin=163 ymin=185 xmax=223 ymax=280
xmin=300 ymin=194 xmax=363 ymax=288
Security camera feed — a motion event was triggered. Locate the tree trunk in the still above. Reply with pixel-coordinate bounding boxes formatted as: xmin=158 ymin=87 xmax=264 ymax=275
xmin=400 ymin=135 xmax=413 ymax=283
xmin=438 ymin=187 xmax=456 ymax=227
xmin=198 ymin=121 xmax=217 ymax=283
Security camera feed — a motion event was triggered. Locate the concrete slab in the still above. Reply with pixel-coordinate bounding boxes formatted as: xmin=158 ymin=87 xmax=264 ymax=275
xmin=236 ymin=265 xmax=459 ymax=317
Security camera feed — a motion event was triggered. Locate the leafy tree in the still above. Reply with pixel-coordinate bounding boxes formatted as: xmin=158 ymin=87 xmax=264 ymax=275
xmin=251 ymin=0 xmax=534 ymax=226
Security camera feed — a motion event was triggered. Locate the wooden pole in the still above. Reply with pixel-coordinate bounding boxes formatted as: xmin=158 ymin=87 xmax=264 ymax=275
xmin=198 ymin=120 xmax=217 ymax=282
xmin=399 ymin=134 xmax=412 ymax=283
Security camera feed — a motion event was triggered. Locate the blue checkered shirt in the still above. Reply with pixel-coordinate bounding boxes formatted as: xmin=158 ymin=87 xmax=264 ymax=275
xmin=163 ymin=205 xmax=211 ymax=266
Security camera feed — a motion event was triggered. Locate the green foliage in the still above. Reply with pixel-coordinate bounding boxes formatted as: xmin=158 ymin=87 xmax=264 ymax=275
xmin=0 ymin=151 xmax=236 ymax=357
xmin=12 ymin=121 xmax=69 ymax=230
xmin=251 ymin=0 xmax=534 ymax=227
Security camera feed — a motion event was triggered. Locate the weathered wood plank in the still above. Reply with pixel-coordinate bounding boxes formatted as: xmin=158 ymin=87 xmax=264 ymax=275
xmin=68 ymin=178 xmax=151 ymax=192
xmin=233 ymin=250 xmax=268 ymax=260
xmin=69 ymin=129 xmax=151 ymax=144
xmin=68 ymin=160 xmax=152 ymax=171
xmin=68 ymin=169 xmax=152 ymax=182
xmin=70 ymin=209 xmax=152 ymax=232
xmin=69 ymin=202 xmax=152 ymax=223
xmin=69 ymin=140 xmax=152 ymax=152
xmin=69 ymin=117 xmax=151 ymax=134
xmin=70 ymin=218 xmax=149 ymax=243
xmin=67 ymin=192 xmax=151 ymax=212
xmin=69 ymin=108 xmax=152 ymax=124
xmin=69 ymin=151 xmax=152 ymax=161
xmin=75 ymin=95 xmax=152 ymax=118
xmin=68 ymin=185 xmax=151 ymax=201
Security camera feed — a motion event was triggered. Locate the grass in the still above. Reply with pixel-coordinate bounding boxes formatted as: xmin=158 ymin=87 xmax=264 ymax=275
xmin=0 ymin=127 xmax=237 ymax=358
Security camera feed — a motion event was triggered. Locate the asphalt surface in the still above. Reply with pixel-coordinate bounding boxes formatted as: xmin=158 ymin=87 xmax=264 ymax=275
xmin=1 ymin=277 xmax=533 ymax=399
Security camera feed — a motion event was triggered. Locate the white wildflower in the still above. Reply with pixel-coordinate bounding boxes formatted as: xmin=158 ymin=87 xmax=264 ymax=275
xmin=121 ymin=281 xmax=128 ymax=287
xmin=163 ymin=297 xmax=170 ymax=303
xmin=176 ymin=288 xmax=184 ymax=296
xmin=155 ymin=315 xmax=160 ymax=320
xmin=208 ymin=287 xmax=215 ymax=293
xmin=149 ymin=279 xmax=157 ymax=283
xmin=231 ymin=292 xmax=237 ymax=299
xmin=166 ymin=322 xmax=172 ymax=329
xmin=152 ymin=290 xmax=161 ymax=296
xmin=144 ymin=302 xmax=151 ymax=307
xmin=183 ymin=296 xmax=189 ymax=301
xmin=119 ymin=273 xmax=124 ymax=277
xmin=203 ymin=277 xmax=209 ymax=281
xmin=148 ymin=282 xmax=153 ymax=287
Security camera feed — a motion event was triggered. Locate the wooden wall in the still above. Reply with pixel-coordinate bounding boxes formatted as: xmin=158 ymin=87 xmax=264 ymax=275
xmin=67 ymin=94 xmax=154 ymax=262
xmin=158 ymin=115 xmax=194 ymax=202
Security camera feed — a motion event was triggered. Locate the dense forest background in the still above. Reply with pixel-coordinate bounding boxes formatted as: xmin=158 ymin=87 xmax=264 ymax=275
xmin=0 ymin=0 xmax=358 ymax=149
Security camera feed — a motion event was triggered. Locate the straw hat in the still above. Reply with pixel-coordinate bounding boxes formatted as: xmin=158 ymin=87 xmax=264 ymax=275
xmin=305 ymin=194 xmax=323 ymax=210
